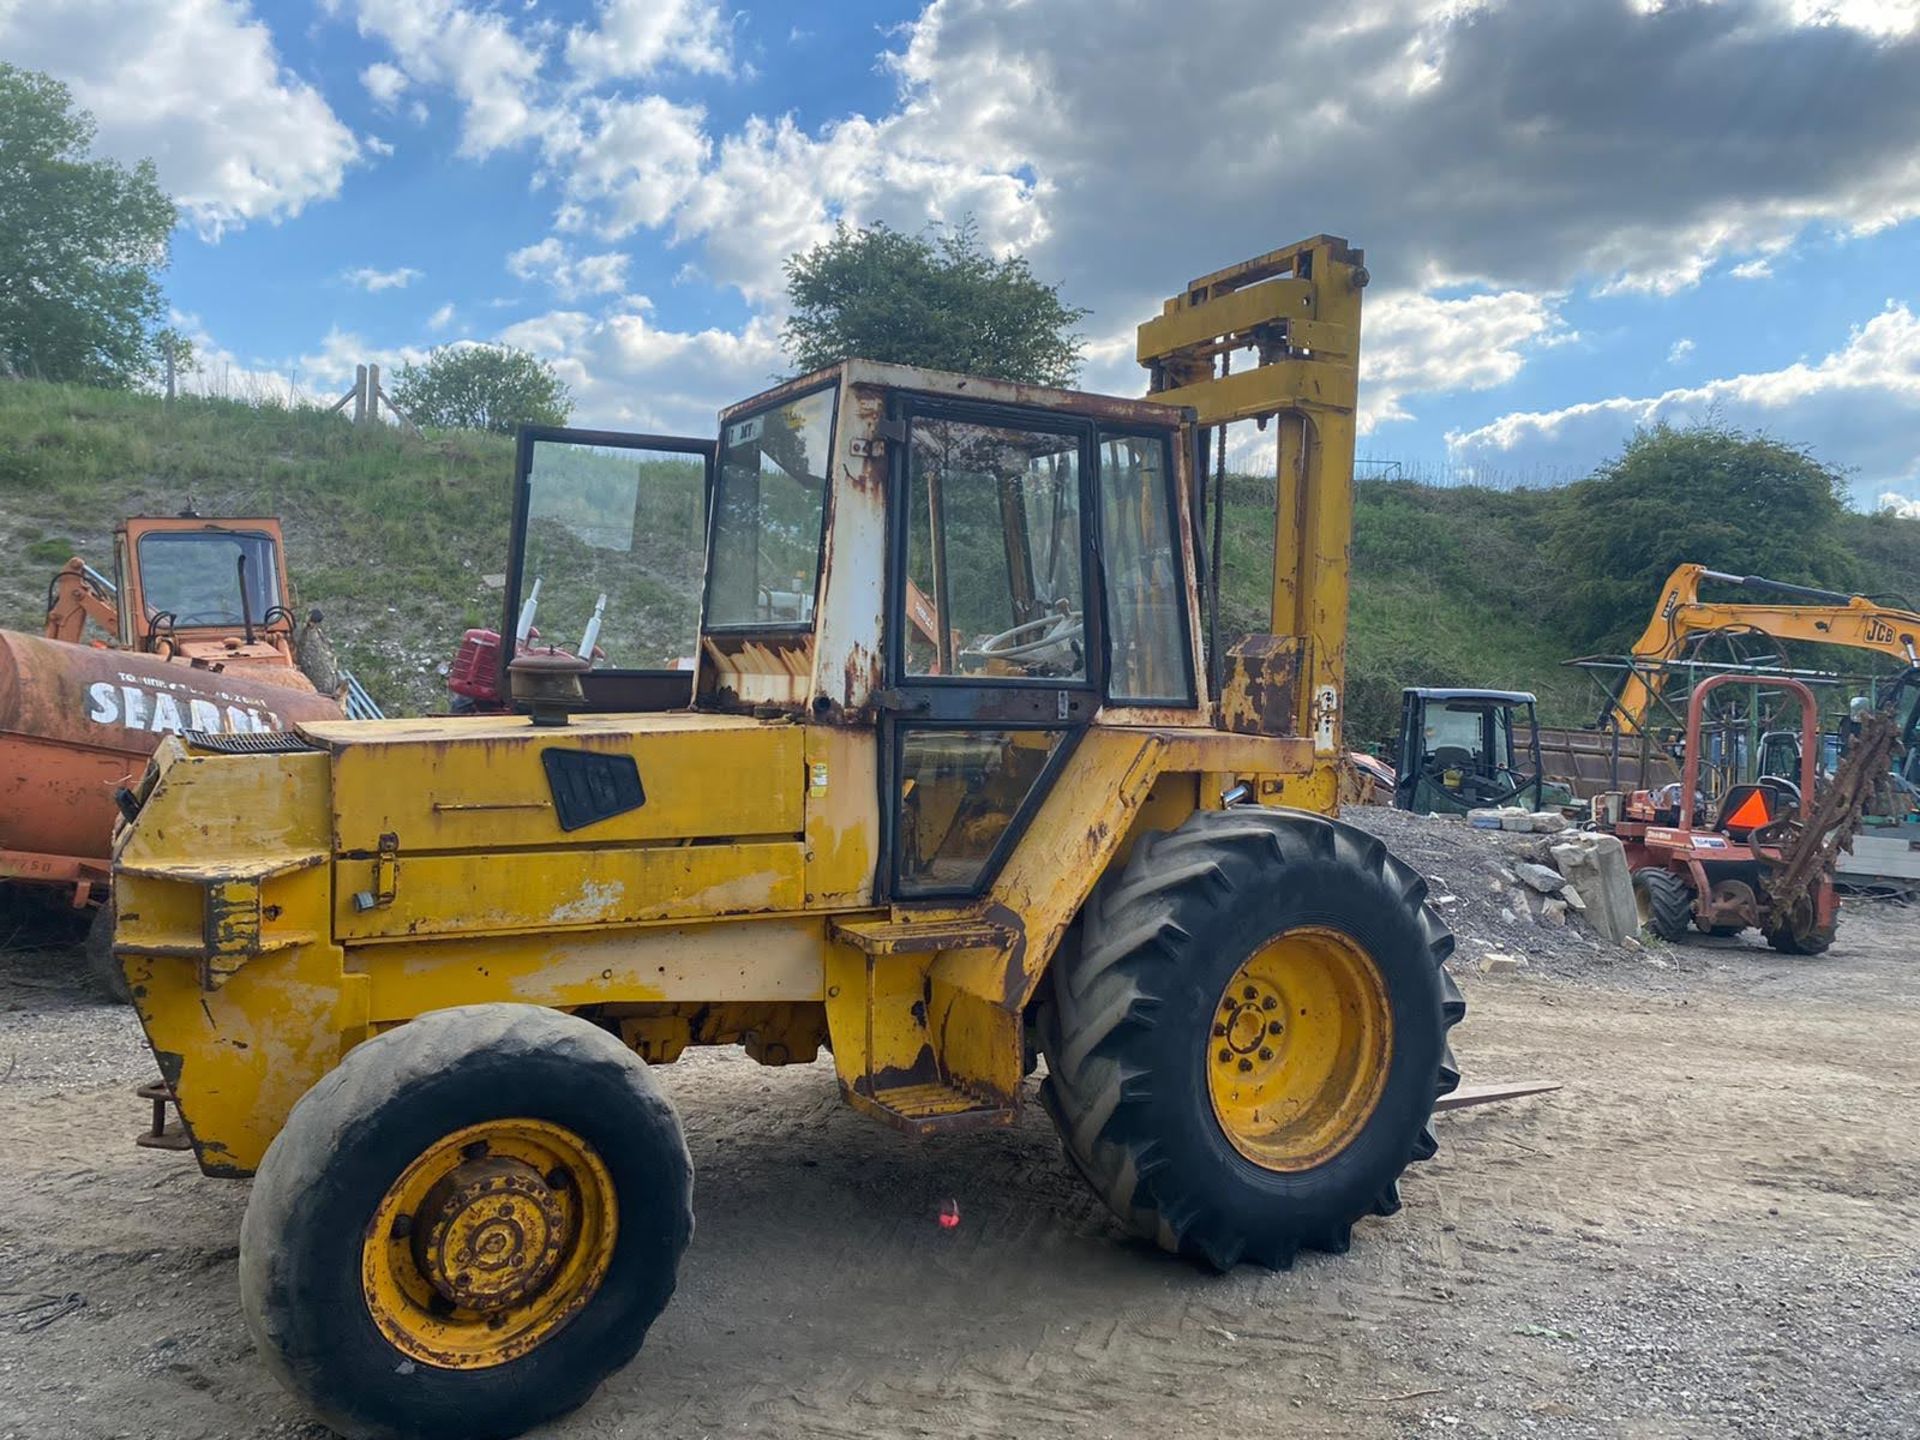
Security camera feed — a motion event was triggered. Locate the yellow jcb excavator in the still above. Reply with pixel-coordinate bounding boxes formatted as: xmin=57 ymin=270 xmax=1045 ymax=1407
xmin=1609 ymin=563 xmax=1920 ymax=736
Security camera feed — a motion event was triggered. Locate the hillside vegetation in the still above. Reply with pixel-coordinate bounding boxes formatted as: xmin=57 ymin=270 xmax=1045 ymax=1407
xmin=2 ymin=379 xmax=1915 ymax=733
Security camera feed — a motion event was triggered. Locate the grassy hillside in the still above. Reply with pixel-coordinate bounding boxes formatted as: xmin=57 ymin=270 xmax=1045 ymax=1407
xmin=0 ymin=382 xmax=515 ymax=713
xmin=3 ymin=379 xmax=1915 ymax=732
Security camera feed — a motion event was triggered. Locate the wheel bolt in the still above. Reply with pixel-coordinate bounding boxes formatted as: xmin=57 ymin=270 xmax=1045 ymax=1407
xmin=1218 ymin=1048 xmax=1231 ymax=1063
xmin=1238 ymin=1058 xmax=1253 ymax=1073
xmin=1212 ymin=1023 xmax=1227 ymax=1037
xmin=1259 ymin=1048 xmax=1273 ymax=1062
xmin=1261 ymin=996 xmax=1277 ymax=1011
xmin=1243 ymin=986 xmax=1258 ymax=1001
xmin=1268 ymin=1021 xmax=1283 ymax=1036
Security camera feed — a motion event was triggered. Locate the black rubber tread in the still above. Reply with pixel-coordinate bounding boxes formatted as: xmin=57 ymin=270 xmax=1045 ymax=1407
xmin=240 ymin=1004 xmax=693 ymax=1440
xmin=83 ymin=901 xmax=130 ymax=1004
xmin=1633 ymin=868 xmax=1695 ymax=943
xmin=1036 ymin=807 xmax=1461 ymax=1273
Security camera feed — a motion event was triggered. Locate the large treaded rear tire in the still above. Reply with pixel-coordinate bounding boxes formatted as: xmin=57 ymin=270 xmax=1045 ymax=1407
xmin=1036 ymin=807 xmax=1462 ymax=1272
xmin=240 ymin=1004 xmax=692 ymax=1440
xmin=1632 ymin=868 xmax=1694 ymax=943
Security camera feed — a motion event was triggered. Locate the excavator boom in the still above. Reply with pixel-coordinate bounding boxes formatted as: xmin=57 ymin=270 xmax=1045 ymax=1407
xmin=1610 ymin=563 xmax=1920 ymax=734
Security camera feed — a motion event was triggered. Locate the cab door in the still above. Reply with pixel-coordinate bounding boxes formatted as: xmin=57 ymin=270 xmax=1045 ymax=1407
xmin=504 ymin=425 xmax=715 ymax=712
xmin=877 ymin=397 xmax=1102 ymax=900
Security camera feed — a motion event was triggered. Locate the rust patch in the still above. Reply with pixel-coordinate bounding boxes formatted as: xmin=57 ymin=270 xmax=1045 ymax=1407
xmin=1219 ymin=633 xmax=1303 ymax=736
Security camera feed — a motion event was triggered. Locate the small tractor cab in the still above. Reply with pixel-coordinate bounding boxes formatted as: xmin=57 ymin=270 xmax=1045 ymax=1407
xmin=45 ymin=515 xmax=324 ymax=690
xmin=1393 ymin=687 xmax=1547 ymax=813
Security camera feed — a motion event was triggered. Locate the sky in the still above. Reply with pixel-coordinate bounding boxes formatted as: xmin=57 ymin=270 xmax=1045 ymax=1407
xmin=4 ymin=0 xmax=1919 ymax=510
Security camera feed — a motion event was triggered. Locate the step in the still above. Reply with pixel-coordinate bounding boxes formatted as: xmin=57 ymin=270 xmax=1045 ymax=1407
xmin=845 ymin=1078 xmax=1016 ymax=1138
xmin=829 ymin=914 xmax=1016 ymax=956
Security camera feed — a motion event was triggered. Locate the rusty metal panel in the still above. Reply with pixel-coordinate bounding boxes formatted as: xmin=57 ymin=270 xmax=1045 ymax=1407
xmin=1219 ymin=633 xmax=1304 ymax=736
xmin=807 ymin=375 xmax=891 ymax=723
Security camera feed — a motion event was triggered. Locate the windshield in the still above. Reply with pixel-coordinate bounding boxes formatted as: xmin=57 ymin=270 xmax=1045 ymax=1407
xmin=706 ymin=385 xmax=835 ymax=628
xmin=136 ymin=530 xmax=281 ymax=627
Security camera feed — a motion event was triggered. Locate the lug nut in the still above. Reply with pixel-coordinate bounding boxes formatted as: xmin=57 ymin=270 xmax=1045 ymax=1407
xmin=1238 ymin=1058 xmax=1253 ymax=1073
xmin=1213 ymin=1023 xmax=1227 ymax=1037
xmin=1259 ymin=1047 xmax=1273 ymax=1062
xmin=1262 ymin=996 xmax=1277 ymax=1011
xmin=1218 ymin=1048 xmax=1231 ymax=1063
xmin=1268 ymin=1020 xmax=1283 ymax=1036
xmin=1243 ymin=986 xmax=1258 ymax=1001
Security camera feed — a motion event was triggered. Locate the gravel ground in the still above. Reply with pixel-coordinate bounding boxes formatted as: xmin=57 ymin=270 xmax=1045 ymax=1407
xmin=1 ymin=811 xmax=1915 ymax=1440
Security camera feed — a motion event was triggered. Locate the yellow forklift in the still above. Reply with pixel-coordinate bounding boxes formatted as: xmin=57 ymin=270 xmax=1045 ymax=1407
xmin=111 ymin=237 xmax=1464 ymax=1439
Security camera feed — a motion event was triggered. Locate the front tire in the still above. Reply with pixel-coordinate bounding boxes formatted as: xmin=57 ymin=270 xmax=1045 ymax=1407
xmin=1037 ymin=808 xmax=1462 ymax=1272
xmin=240 ymin=1004 xmax=692 ymax=1440
xmin=1632 ymin=868 xmax=1694 ymax=943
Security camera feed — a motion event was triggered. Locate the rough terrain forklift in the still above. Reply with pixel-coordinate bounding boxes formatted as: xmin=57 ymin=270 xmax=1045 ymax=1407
xmin=110 ymin=237 xmax=1463 ymax=1439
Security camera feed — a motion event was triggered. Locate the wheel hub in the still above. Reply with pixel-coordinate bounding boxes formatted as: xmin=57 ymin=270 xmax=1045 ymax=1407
xmin=1206 ymin=926 xmax=1393 ymax=1172
xmin=413 ymin=1156 xmax=570 ymax=1313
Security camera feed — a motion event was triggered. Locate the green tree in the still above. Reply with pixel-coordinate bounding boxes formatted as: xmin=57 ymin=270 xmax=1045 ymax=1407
xmin=390 ymin=344 xmax=573 ymax=434
xmin=1546 ymin=423 xmax=1854 ymax=651
xmin=0 ymin=64 xmax=178 ymax=386
xmin=782 ymin=220 xmax=1088 ymax=386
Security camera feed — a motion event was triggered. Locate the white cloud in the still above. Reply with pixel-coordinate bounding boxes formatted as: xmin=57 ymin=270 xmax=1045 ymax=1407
xmin=565 ymin=0 xmax=732 ymax=82
xmin=547 ymin=96 xmax=711 ymax=237
xmin=0 ymin=0 xmax=359 ymax=230
xmin=427 ymin=302 xmax=457 ymax=331
xmin=1361 ymin=290 xmax=1567 ymax=431
xmin=342 ymin=265 xmax=422 ymax=292
xmin=337 ymin=0 xmax=547 ymax=157
xmin=1731 ymin=258 xmax=1776 ymax=281
xmin=1668 ymin=337 xmax=1696 ymax=364
xmin=1877 ymin=490 xmax=1920 ymax=516
xmin=1448 ymin=302 xmax=1920 ymax=495
xmin=360 ymin=60 xmax=409 ymax=108
xmin=507 ymin=239 xmax=632 ymax=300
xmin=363 ymin=135 xmax=396 ymax=158
xmin=496 ymin=306 xmax=782 ymax=434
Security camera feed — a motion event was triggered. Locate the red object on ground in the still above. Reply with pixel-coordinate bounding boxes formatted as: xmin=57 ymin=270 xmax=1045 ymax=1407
xmin=938 ymin=1200 xmax=960 ymax=1229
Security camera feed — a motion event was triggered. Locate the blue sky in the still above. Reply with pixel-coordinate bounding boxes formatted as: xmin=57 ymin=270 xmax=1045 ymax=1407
xmin=5 ymin=0 xmax=1919 ymax=509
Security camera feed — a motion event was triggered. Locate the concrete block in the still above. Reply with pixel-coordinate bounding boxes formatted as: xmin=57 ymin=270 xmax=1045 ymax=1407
xmin=1551 ymin=835 xmax=1636 ymax=944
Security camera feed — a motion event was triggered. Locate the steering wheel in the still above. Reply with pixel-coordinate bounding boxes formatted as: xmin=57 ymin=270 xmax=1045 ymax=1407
xmin=966 ymin=610 xmax=1084 ymax=662
xmin=1427 ymin=745 xmax=1478 ymax=774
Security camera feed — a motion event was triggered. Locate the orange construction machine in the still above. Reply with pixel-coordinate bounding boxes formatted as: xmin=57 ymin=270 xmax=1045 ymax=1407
xmin=2 ymin=516 xmax=361 ymax=918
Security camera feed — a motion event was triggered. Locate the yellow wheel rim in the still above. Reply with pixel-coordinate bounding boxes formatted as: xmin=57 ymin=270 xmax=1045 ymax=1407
xmin=1206 ymin=926 xmax=1394 ymax=1172
xmin=361 ymin=1119 xmax=617 ymax=1370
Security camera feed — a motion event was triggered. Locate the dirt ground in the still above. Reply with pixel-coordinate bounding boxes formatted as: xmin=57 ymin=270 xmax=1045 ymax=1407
xmin=1 ymin=894 xmax=1916 ymax=1440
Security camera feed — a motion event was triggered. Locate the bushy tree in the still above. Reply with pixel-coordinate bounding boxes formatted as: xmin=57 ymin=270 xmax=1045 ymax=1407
xmin=782 ymin=220 xmax=1087 ymax=386
xmin=0 ymin=64 xmax=177 ymax=386
xmin=390 ymin=344 xmax=573 ymax=434
xmin=1546 ymin=423 xmax=1854 ymax=652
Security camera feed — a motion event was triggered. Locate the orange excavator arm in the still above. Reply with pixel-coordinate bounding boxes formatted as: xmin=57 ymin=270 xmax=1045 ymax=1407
xmin=1610 ymin=563 xmax=1920 ymax=734
xmin=43 ymin=558 xmax=120 ymax=645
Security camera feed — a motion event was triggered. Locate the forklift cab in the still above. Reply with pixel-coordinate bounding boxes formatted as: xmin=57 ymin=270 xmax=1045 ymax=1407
xmin=1393 ymin=688 xmax=1545 ymax=814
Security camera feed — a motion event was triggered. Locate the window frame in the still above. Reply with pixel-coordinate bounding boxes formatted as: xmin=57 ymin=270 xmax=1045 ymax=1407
xmin=885 ymin=393 xmax=1106 ymax=696
xmin=888 ymin=719 xmax=1087 ymax=900
xmin=701 ymin=379 xmax=840 ymax=636
xmin=1092 ymin=424 xmax=1197 ymax=708
xmin=502 ymin=424 xmax=718 ymax=690
xmin=134 ymin=527 xmax=285 ymax=627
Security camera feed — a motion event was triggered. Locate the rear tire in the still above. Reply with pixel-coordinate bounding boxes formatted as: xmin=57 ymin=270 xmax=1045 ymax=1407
xmin=240 ymin=1004 xmax=692 ymax=1440
xmin=1036 ymin=807 xmax=1462 ymax=1271
xmin=1632 ymin=868 xmax=1694 ymax=943
xmin=1765 ymin=894 xmax=1834 ymax=955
